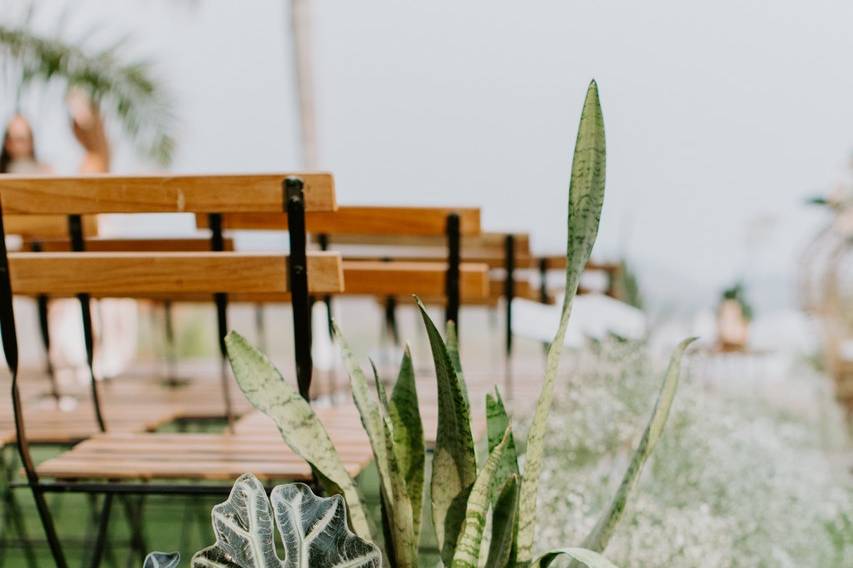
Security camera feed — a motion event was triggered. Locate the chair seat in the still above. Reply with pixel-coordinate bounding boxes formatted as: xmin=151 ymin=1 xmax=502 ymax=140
xmin=36 ymin=431 xmax=373 ymax=481
xmin=0 ymin=403 xmax=180 ymax=445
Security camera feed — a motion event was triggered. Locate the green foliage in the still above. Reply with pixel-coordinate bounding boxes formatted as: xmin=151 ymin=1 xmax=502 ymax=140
xmin=517 ymin=78 xmax=607 ymax=564
xmin=149 ymin=80 xmax=695 ymax=568
xmin=144 ymin=474 xmax=381 ymax=567
xmin=0 ymin=23 xmax=175 ymax=165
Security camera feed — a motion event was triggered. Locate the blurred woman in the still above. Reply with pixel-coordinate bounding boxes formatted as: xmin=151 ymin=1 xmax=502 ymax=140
xmin=0 ymin=114 xmax=53 ymax=174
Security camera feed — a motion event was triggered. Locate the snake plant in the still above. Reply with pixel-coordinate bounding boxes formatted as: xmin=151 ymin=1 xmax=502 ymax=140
xmin=146 ymin=80 xmax=695 ymax=567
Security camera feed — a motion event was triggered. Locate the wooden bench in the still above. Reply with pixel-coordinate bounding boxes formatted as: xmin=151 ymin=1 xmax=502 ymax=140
xmin=0 ymin=173 xmax=371 ymax=567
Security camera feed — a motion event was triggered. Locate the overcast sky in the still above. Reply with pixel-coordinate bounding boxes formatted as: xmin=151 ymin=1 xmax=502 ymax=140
xmin=4 ymin=0 xmax=852 ymax=313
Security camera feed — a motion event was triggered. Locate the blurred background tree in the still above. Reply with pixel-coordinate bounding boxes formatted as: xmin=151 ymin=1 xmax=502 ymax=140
xmin=0 ymin=5 xmax=176 ymax=166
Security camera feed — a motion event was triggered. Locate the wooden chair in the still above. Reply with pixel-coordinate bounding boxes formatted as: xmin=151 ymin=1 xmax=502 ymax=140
xmin=196 ymin=206 xmax=491 ymax=345
xmin=0 ymin=173 xmax=374 ymax=567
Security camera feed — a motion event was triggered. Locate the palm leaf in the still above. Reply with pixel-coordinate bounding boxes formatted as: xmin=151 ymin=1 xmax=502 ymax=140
xmin=0 ymin=23 xmax=175 ymax=165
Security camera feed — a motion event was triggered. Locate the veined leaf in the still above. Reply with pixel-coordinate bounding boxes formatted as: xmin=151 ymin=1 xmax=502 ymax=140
xmin=190 ymin=475 xmax=381 ymax=567
xmin=581 ymin=338 xmax=697 ymax=553
xmin=336 ymin=325 xmax=417 ymax=565
xmin=485 ymin=475 xmax=520 ymax=568
xmin=416 ymin=298 xmax=477 ymax=566
xmin=486 ymin=388 xmax=519 ymax=496
xmin=388 ymin=345 xmax=425 ymax=543
xmin=532 ymin=548 xmax=619 ymax=568
xmin=518 ymin=79 xmax=606 ymax=564
xmin=452 ymin=428 xmax=512 ymax=568
xmin=143 ymin=552 xmax=180 ymax=568
xmin=224 ymin=332 xmax=372 ymax=542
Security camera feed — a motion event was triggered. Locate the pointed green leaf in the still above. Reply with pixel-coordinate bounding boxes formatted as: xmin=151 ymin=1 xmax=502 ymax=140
xmin=224 ymin=331 xmax=372 ymax=542
xmin=517 ymin=79 xmax=606 ymax=563
xmin=452 ymin=428 xmax=512 ymax=568
xmin=581 ymin=338 xmax=696 ymax=553
xmin=416 ymin=297 xmax=477 ymax=566
xmin=485 ymin=475 xmax=520 ymax=568
xmin=190 ymin=475 xmax=381 ymax=567
xmin=532 ymin=548 xmax=620 ymax=568
xmin=486 ymin=388 xmax=519 ymax=496
xmin=336 ymin=325 xmax=417 ymax=565
xmin=389 ymin=345 xmax=425 ymax=543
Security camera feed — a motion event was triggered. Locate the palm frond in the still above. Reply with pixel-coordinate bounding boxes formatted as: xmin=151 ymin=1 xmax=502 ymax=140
xmin=0 ymin=23 xmax=176 ymax=165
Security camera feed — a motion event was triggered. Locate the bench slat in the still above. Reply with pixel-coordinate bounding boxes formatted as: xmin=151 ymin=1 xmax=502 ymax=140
xmin=9 ymin=251 xmax=343 ymax=295
xmin=196 ymin=206 xmax=481 ymax=236
xmin=0 ymin=173 xmax=335 ymax=214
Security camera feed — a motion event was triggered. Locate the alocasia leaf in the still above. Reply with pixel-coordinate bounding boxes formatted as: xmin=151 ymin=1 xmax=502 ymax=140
xmin=143 ymin=552 xmax=180 ymax=568
xmin=224 ymin=331 xmax=372 ymax=542
xmin=517 ymin=79 xmax=606 ymax=564
xmin=416 ymin=298 xmax=476 ymax=566
xmin=189 ymin=474 xmax=381 ymax=567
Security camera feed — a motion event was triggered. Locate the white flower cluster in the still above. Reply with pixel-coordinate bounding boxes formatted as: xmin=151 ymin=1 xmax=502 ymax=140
xmin=525 ymin=340 xmax=853 ymax=567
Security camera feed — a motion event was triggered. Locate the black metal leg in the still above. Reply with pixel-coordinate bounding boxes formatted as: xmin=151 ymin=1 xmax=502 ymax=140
xmin=445 ymin=213 xmax=461 ymax=329
xmin=163 ymin=300 xmax=179 ymax=386
xmin=89 ymin=493 xmax=113 ymax=568
xmin=504 ymin=235 xmax=516 ymax=360
xmin=383 ymin=296 xmax=400 ymax=346
xmin=209 ymin=213 xmax=235 ymax=429
xmin=30 ymin=241 xmax=59 ymax=401
xmin=285 ymin=178 xmax=313 ymax=401
xmin=121 ymin=495 xmax=147 ymax=564
xmin=254 ymin=303 xmax=267 ymax=353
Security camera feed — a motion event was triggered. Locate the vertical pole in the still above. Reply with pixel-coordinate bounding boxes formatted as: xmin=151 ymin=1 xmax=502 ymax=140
xmin=0 ymin=206 xmax=68 ymax=567
xmin=208 ymin=213 xmax=234 ymax=430
xmin=317 ymin=233 xmax=334 ymax=339
xmin=445 ymin=213 xmax=461 ymax=329
xmin=285 ymin=178 xmax=313 ymax=401
xmin=504 ymin=235 xmax=516 ymax=358
xmin=30 ymin=241 xmax=59 ymax=401
xmin=69 ymin=214 xmax=106 ymax=432
xmin=163 ymin=300 xmax=178 ymax=385
xmin=538 ymin=257 xmax=549 ymax=303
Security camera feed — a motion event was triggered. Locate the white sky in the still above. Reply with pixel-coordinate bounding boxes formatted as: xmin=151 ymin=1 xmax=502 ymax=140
xmin=4 ymin=0 xmax=852 ymax=313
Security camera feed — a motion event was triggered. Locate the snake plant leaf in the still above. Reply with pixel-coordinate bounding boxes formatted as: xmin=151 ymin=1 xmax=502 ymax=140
xmin=191 ymin=475 xmax=381 ymax=568
xmin=531 ymin=548 xmax=619 ymax=568
xmin=486 ymin=388 xmax=519 ymax=497
xmin=485 ymin=475 xmax=519 ymax=568
xmin=389 ymin=345 xmax=425 ymax=543
xmin=581 ymin=337 xmax=697 ymax=553
xmin=336 ymin=325 xmax=417 ymax=565
xmin=517 ymin=79 xmax=606 ymax=564
xmin=416 ymin=297 xmax=477 ymax=566
xmin=446 ymin=321 xmax=464 ymax=380
xmin=143 ymin=552 xmax=180 ymax=568
xmin=452 ymin=428 xmax=512 ymax=568
xmin=224 ymin=332 xmax=372 ymax=542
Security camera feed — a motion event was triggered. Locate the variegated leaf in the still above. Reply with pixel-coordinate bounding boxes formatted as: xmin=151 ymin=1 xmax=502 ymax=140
xmin=144 ymin=552 xmax=180 ymax=568
xmin=486 ymin=388 xmax=519 ymax=497
xmin=416 ymin=298 xmax=477 ymax=566
xmin=485 ymin=475 xmax=519 ymax=568
xmin=388 ymin=345 xmax=425 ymax=543
xmin=189 ymin=475 xmax=380 ymax=567
xmin=517 ymin=79 xmax=606 ymax=564
xmin=224 ymin=332 xmax=372 ymax=542
xmin=532 ymin=547 xmax=620 ymax=568
xmin=581 ymin=338 xmax=697 ymax=553
xmin=452 ymin=428 xmax=512 ymax=568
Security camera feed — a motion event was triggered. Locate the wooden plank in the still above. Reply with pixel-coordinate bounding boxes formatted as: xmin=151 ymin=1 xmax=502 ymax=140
xmin=9 ymin=251 xmax=343 ymax=295
xmin=22 ymin=237 xmax=234 ymax=252
xmin=307 ymin=231 xmax=525 ymax=251
xmin=342 ymin=260 xmax=489 ymax=300
xmin=5 ymin=215 xmax=98 ymax=239
xmin=0 ymin=173 xmax=335 ymax=214
xmin=196 ymin=205 xmax=481 ymax=236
